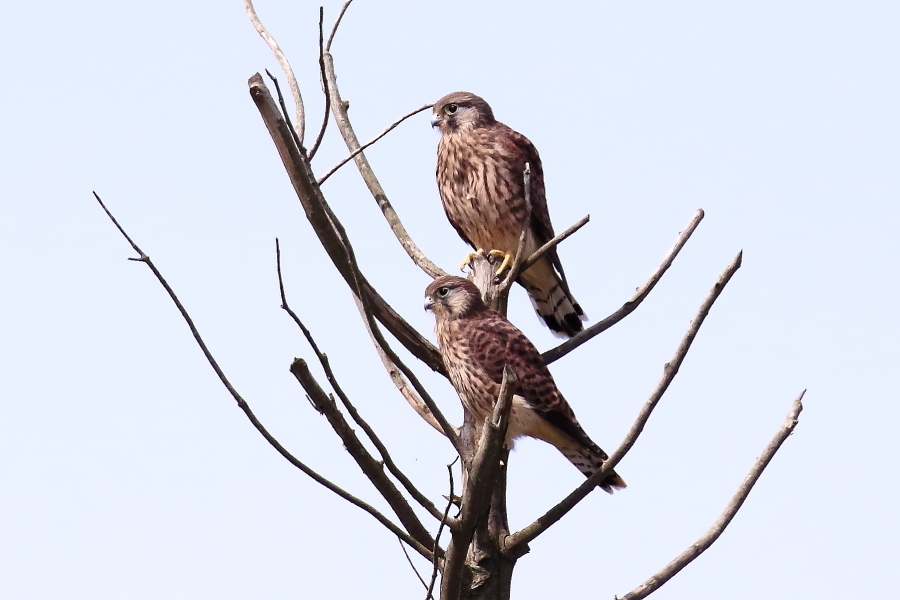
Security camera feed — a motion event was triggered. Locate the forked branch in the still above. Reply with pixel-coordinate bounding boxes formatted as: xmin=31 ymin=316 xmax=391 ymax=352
xmin=277 ymin=240 xmax=444 ymax=522
xmin=289 ymin=359 xmax=440 ymax=554
xmin=93 ymin=192 xmax=432 ymax=562
xmin=248 ymin=73 xmax=445 ymax=374
xmin=504 ymin=250 xmax=743 ymax=554
xmin=321 ymin=30 xmax=444 ymax=278
xmin=316 ymin=103 xmax=434 ymax=186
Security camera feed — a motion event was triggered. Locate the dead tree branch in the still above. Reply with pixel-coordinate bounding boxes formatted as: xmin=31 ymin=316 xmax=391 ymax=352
xmin=315 ymin=180 xmax=462 ymax=453
xmin=441 ymin=367 xmax=517 ymax=600
xmin=543 ymin=209 xmax=705 ymax=364
xmin=504 ymin=250 xmax=742 ymax=555
xmin=321 ymin=51 xmax=445 ymax=279
xmin=93 ymin=191 xmax=432 ymax=562
xmin=400 ymin=538 xmax=429 ymax=591
xmin=463 ymin=164 xmax=534 ymax=317
xmin=427 ymin=459 xmax=459 ymax=600
xmin=289 ymin=359 xmax=439 ymax=555
xmin=317 ymin=103 xmax=434 ymax=186
xmin=276 ymin=240 xmax=444 ymax=521
xmin=244 ymin=0 xmax=304 ymax=144
xmin=326 ymin=0 xmax=353 ymax=52
xmin=248 ymin=73 xmax=445 ymax=374
xmin=249 ymin=73 xmax=462 ymax=460
xmin=519 ymin=214 xmax=590 ymax=274
xmin=496 ymin=163 xmax=533 ymax=304
xmin=308 ymin=7 xmax=329 ymax=161
xmin=619 ymin=391 xmax=805 ymax=600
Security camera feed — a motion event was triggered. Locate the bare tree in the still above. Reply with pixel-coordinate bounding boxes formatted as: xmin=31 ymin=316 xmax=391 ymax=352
xmin=95 ymin=2 xmax=803 ymax=598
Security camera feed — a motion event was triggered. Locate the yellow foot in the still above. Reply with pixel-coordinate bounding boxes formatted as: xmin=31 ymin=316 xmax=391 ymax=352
xmin=459 ymin=248 xmax=487 ymax=271
xmin=488 ymin=249 xmax=513 ymax=275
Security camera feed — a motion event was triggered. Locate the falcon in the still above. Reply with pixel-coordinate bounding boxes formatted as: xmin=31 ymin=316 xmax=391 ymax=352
xmin=424 ymin=275 xmax=625 ymax=493
xmin=432 ymin=91 xmax=586 ymax=338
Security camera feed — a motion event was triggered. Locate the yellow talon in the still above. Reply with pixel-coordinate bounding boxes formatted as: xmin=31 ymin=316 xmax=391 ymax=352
xmin=488 ymin=249 xmax=513 ymax=275
xmin=459 ymin=249 xmax=487 ymax=271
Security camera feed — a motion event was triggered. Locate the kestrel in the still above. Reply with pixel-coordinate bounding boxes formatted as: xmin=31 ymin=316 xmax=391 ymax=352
xmin=425 ymin=275 xmax=625 ymax=493
xmin=432 ymin=91 xmax=586 ymax=338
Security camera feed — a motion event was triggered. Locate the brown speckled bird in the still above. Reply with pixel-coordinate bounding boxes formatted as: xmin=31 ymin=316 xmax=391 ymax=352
xmin=425 ymin=275 xmax=625 ymax=493
xmin=432 ymin=91 xmax=586 ymax=338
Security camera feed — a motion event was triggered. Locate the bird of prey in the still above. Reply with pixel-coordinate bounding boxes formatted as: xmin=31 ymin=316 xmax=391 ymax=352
xmin=431 ymin=91 xmax=586 ymax=338
xmin=425 ymin=275 xmax=625 ymax=493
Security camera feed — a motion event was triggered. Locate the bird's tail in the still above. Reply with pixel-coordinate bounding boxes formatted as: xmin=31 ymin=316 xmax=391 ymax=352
xmin=561 ymin=446 xmax=627 ymax=494
xmin=520 ymin=258 xmax=586 ymax=338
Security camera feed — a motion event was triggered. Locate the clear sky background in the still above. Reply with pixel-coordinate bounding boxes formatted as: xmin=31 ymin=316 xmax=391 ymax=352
xmin=2 ymin=1 xmax=897 ymax=598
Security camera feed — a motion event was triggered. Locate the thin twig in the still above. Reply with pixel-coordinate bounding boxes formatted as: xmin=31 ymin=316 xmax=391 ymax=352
xmin=519 ymin=214 xmax=590 ymax=274
xmin=504 ymin=251 xmax=742 ymax=555
xmin=93 ymin=191 xmax=432 ymax=562
xmin=426 ymin=458 xmax=459 ymax=600
xmin=276 ymin=239 xmax=444 ymax=521
xmin=543 ymin=209 xmax=705 ymax=364
xmin=322 ymin=53 xmax=445 ymax=278
xmin=308 ymin=7 xmax=330 ymax=161
xmin=265 ymin=70 xmax=303 ymax=155
xmin=244 ymin=0 xmax=304 ymax=144
xmin=317 ymin=104 xmax=434 ymax=185
xmin=399 ymin=538 xmax=428 ymax=590
xmin=619 ymin=391 xmax=805 ymax=600
xmin=325 ymin=0 xmax=353 ymax=52
xmin=497 ymin=163 xmax=532 ymax=299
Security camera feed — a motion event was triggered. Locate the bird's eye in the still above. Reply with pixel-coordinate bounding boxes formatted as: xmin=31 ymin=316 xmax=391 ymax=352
xmin=437 ymin=286 xmax=450 ymax=298
xmin=446 ymin=103 xmax=458 ymax=115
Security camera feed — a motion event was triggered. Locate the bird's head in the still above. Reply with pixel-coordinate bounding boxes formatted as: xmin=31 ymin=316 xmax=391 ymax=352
xmin=424 ymin=275 xmax=486 ymax=320
xmin=431 ymin=92 xmax=496 ymax=134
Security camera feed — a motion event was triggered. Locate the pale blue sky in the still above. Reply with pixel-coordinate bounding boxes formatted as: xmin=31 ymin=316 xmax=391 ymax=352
xmin=2 ymin=1 xmax=897 ymax=598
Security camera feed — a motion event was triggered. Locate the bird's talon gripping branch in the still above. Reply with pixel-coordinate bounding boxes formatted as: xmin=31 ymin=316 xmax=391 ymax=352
xmin=459 ymin=249 xmax=488 ymax=271
xmin=488 ymin=249 xmax=513 ymax=275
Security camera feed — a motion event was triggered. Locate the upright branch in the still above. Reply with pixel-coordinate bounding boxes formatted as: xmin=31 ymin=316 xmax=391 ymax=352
xmin=325 ymin=0 xmax=354 ymax=51
xmin=244 ymin=0 xmax=305 ymax=143
xmin=320 ymin=50 xmax=445 ymax=278
xmin=496 ymin=163 xmax=533 ymax=304
xmin=426 ymin=459 xmax=459 ymax=600
xmin=440 ymin=368 xmax=517 ymax=600
xmin=307 ymin=7 xmax=329 ymax=160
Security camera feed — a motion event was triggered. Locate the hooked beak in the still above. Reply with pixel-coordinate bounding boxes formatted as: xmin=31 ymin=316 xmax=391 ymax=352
xmin=424 ymin=296 xmax=435 ymax=312
xmin=430 ymin=113 xmax=442 ymax=128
